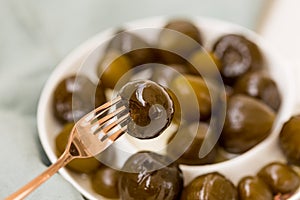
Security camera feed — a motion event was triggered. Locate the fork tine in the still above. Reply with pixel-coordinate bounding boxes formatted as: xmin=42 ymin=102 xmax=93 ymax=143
xmin=109 ymin=126 xmax=127 ymax=141
xmin=84 ymin=96 xmax=122 ymax=122
xmin=101 ymin=113 xmax=130 ymax=134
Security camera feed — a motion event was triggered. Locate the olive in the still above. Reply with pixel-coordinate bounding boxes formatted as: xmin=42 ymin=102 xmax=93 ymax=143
xmin=53 ymin=75 xmax=106 ymax=123
xmin=118 ymin=151 xmax=183 ymax=200
xmin=257 ymin=162 xmax=300 ymax=195
xmin=220 ymin=94 xmax=275 ymax=153
xmin=279 ymin=115 xmax=300 ymax=165
xmin=97 ymin=50 xmax=132 ymax=89
xmin=189 ymin=50 xmax=221 ymax=77
xmin=234 ymin=71 xmax=281 ymax=111
xmin=120 ymin=80 xmax=174 ymax=139
xmin=213 ymin=34 xmax=263 ymax=85
xmin=106 ymin=30 xmax=156 ymax=67
xmin=158 ymin=19 xmax=202 ymax=64
xmin=238 ymin=176 xmax=272 ymax=200
xmin=181 ymin=172 xmax=237 ymax=200
xmin=91 ymin=166 xmax=120 ymax=199
xmin=167 ymin=122 xmax=217 ymax=165
xmin=170 ymin=74 xmax=211 ymax=121
xmin=55 ymin=123 xmax=101 ymax=173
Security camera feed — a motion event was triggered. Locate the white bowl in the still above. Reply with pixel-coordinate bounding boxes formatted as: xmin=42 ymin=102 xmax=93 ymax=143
xmin=37 ymin=16 xmax=298 ymax=200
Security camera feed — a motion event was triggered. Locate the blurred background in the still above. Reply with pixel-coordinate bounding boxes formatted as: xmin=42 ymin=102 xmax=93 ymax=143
xmin=1 ymin=0 xmax=299 ymax=199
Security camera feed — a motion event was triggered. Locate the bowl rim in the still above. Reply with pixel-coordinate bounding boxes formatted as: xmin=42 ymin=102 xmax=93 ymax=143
xmin=37 ymin=16 xmax=297 ymax=199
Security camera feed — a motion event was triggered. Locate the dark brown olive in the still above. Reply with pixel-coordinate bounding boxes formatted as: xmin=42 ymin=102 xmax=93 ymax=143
xmin=220 ymin=94 xmax=275 ymax=153
xmin=119 ymin=151 xmax=183 ymax=200
xmin=167 ymin=122 xmax=217 ymax=165
xmin=158 ymin=19 xmax=202 ymax=64
xmin=55 ymin=123 xmax=101 ymax=173
xmin=53 ymin=75 xmax=106 ymax=123
xmin=170 ymin=74 xmax=211 ymax=121
xmin=238 ymin=176 xmax=272 ymax=200
xmin=257 ymin=162 xmax=300 ymax=195
xmin=106 ymin=30 xmax=156 ymax=67
xmin=181 ymin=172 xmax=237 ymax=200
xmin=120 ymin=80 xmax=174 ymax=139
xmin=279 ymin=115 xmax=300 ymax=165
xmin=234 ymin=71 xmax=281 ymax=111
xmin=91 ymin=166 xmax=120 ymax=199
xmin=97 ymin=50 xmax=132 ymax=89
xmin=213 ymin=34 xmax=263 ymax=85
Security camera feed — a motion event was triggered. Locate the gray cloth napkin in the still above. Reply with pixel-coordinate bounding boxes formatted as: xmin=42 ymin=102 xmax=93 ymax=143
xmin=0 ymin=0 xmax=266 ymax=199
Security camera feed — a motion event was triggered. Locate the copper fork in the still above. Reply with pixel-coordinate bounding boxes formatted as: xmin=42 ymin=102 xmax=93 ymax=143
xmin=6 ymin=96 xmax=130 ymax=200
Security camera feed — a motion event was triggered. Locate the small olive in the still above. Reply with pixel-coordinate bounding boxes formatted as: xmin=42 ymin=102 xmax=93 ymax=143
xmin=220 ymin=94 xmax=275 ymax=153
xmin=238 ymin=176 xmax=273 ymax=200
xmin=91 ymin=166 xmax=120 ymax=199
xmin=234 ymin=70 xmax=281 ymax=111
xmin=181 ymin=172 xmax=237 ymax=200
xmin=158 ymin=19 xmax=202 ymax=64
xmin=97 ymin=50 xmax=132 ymax=89
xmin=55 ymin=123 xmax=101 ymax=173
xmin=170 ymin=74 xmax=211 ymax=121
xmin=279 ymin=115 xmax=300 ymax=165
xmin=118 ymin=151 xmax=183 ymax=200
xmin=167 ymin=122 xmax=217 ymax=165
xmin=53 ymin=75 xmax=106 ymax=123
xmin=106 ymin=30 xmax=156 ymax=67
xmin=257 ymin=162 xmax=300 ymax=195
xmin=213 ymin=34 xmax=263 ymax=85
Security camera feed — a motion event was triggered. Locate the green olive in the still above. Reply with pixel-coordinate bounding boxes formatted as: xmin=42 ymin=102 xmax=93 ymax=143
xmin=257 ymin=162 xmax=300 ymax=195
xmin=91 ymin=166 xmax=119 ymax=199
xmin=181 ymin=172 xmax=237 ymax=200
xmin=238 ymin=176 xmax=272 ymax=200
xmin=167 ymin=122 xmax=217 ymax=165
xmin=189 ymin=50 xmax=222 ymax=77
xmin=97 ymin=50 xmax=132 ymax=89
xmin=158 ymin=19 xmax=202 ymax=64
xmin=220 ymin=94 xmax=275 ymax=153
xmin=53 ymin=75 xmax=106 ymax=123
xmin=119 ymin=151 xmax=183 ymax=200
xmin=234 ymin=71 xmax=281 ymax=111
xmin=106 ymin=30 xmax=156 ymax=67
xmin=279 ymin=115 xmax=300 ymax=165
xmin=55 ymin=123 xmax=101 ymax=173
xmin=213 ymin=34 xmax=263 ymax=85
xmin=170 ymin=74 xmax=211 ymax=121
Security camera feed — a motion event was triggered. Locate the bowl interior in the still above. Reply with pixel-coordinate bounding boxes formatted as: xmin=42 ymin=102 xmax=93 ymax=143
xmin=37 ymin=16 xmax=295 ymax=200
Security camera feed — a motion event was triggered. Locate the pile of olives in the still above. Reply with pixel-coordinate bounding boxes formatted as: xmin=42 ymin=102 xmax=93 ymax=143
xmin=50 ymin=18 xmax=300 ymax=199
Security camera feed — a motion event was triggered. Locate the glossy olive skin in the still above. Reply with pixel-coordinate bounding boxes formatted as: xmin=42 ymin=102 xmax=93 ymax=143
xmin=279 ymin=115 xmax=300 ymax=165
xmin=98 ymin=50 xmax=132 ymax=89
xmin=181 ymin=172 xmax=237 ymax=200
xmin=120 ymin=80 xmax=174 ymax=139
xmin=238 ymin=176 xmax=272 ymax=200
xmin=106 ymin=31 xmax=156 ymax=67
xmin=167 ymin=122 xmax=217 ymax=165
xmin=213 ymin=34 xmax=263 ymax=85
xmin=234 ymin=71 xmax=281 ymax=111
xmin=170 ymin=75 xmax=211 ymax=121
xmin=158 ymin=19 xmax=202 ymax=64
xmin=91 ymin=166 xmax=120 ymax=199
xmin=55 ymin=123 xmax=101 ymax=173
xmin=220 ymin=94 xmax=275 ymax=153
xmin=257 ymin=162 xmax=300 ymax=195
xmin=53 ymin=75 xmax=106 ymax=123
xmin=119 ymin=151 xmax=183 ymax=200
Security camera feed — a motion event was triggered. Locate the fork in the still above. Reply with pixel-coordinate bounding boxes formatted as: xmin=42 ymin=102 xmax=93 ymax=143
xmin=6 ymin=95 xmax=130 ymax=200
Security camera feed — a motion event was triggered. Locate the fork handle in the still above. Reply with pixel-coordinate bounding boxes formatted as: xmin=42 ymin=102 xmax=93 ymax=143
xmin=5 ymin=152 xmax=74 ymax=200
